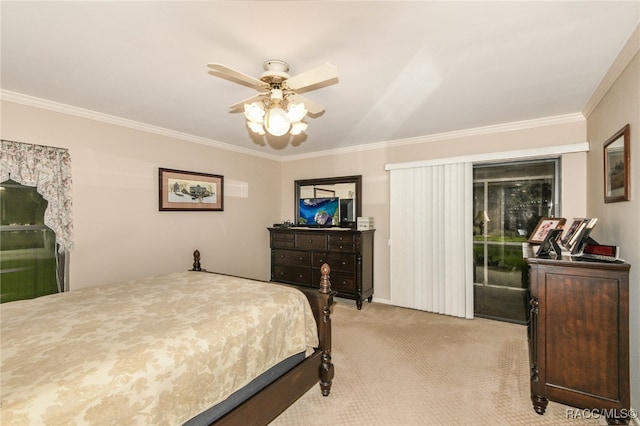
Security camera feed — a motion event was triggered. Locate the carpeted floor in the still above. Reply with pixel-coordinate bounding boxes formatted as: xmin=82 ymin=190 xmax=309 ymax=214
xmin=271 ymin=299 xmax=605 ymax=425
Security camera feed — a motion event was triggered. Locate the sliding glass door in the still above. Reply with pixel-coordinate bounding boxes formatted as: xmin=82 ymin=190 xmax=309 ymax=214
xmin=473 ymin=160 xmax=559 ymax=323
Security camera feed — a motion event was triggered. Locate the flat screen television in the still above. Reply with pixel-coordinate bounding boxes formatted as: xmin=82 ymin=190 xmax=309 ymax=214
xmin=298 ymin=197 xmax=339 ymax=226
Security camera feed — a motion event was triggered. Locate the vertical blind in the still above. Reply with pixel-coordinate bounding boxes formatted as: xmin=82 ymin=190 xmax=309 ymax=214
xmin=389 ymin=162 xmax=474 ymax=318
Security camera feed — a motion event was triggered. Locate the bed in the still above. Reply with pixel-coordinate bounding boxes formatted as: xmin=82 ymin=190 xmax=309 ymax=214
xmin=0 ymin=250 xmax=335 ymax=425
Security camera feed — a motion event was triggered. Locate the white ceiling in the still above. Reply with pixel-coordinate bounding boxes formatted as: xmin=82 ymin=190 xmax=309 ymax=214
xmin=1 ymin=1 xmax=639 ymax=158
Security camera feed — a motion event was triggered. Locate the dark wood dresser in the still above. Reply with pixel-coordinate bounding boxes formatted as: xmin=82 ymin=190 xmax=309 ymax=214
xmin=525 ymin=253 xmax=631 ymax=424
xmin=269 ymin=227 xmax=374 ymax=309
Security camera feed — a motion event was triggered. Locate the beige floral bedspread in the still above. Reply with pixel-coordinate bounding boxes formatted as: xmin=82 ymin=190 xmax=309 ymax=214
xmin=0 ymin=271 xmax=318 ymax=425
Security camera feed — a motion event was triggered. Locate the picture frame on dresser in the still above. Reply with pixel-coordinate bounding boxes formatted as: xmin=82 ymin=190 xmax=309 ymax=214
xmin=159 ymin=168 xmax=224 ymax=211
xmin=560 ymin=218 xmax=587 ymax=248
xmin=528 ymin=217 xmax=566 ymax=244
xmin=603 ymin=124 xmax=630 ymax=203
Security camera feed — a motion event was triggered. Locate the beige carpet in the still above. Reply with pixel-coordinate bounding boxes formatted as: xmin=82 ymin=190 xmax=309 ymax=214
xmin=271 ymin=299 xmax=605 ymax=425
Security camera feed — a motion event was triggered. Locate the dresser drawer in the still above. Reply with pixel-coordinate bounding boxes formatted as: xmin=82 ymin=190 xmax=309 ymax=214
xmin=271 ymin=232 xmax=295 ymax=248
xmin=312 ymin=252 xmax=356 ymax=273
xmin=328 ymin=233 xmax=356 ymax=244
xmin=273 ymin=265 xmax=311 ymax=286
xmin=328 ymin=242 xmax=355 ymax=252
xmin=295 ymin=233 xmax=327 ymax=250
xmin=313 ymin=270 xmax=355 ymax=293
xmin=273 ymin=249 xmax=310 ymax=267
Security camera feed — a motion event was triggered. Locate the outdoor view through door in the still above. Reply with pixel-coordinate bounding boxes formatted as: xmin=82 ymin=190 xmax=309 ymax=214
xmin=473 ymin=160 xmax=559 ymax=324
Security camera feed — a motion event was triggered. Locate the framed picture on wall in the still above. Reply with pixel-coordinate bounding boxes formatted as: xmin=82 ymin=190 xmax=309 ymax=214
xmin=159 ymin=168 xmax=224 ymax=211
xmin=604 ymin=124 xmax=630 ymax=203
xmin=528 ymin=217 xmax=566 ymax=244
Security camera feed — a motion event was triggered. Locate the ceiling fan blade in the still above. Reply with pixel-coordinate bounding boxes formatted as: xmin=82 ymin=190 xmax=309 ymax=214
xmin=207 ymin=63 xmax=269 ymax=90
xmin=288 ymin=93 xmax=325 ymax=115
xmin=228 ymin=94 xmax=267 ymax=112
xmin=285 ymin=63 xmax=339 ymax=91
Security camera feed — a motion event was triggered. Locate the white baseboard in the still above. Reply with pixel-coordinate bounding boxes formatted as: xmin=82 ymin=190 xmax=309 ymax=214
xmin=371 ymin=296 xmax=391 ymax=305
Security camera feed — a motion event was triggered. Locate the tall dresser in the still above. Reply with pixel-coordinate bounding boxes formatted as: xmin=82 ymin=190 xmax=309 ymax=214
xmin=525 ymin=252 xmax=631 ymax=424
xmin=269 ymin=227 xmax=374 ymax=309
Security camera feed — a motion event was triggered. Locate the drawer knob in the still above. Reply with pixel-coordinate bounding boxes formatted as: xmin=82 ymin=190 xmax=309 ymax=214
xmin=342 ymin=261 xmax=346 ymax=265
xmin=299 ymin=257 xmax=304 ymax=261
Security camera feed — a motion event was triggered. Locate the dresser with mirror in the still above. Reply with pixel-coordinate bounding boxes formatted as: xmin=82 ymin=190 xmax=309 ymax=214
xmin=269 ymin=175 xmax=374 ymax=309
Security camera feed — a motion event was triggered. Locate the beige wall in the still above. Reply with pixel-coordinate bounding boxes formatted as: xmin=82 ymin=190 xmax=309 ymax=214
xmin=281 ymin=120 xmax=588 ymax=303
xmin=1 ymin=101 xmax=281 ymax=288
xmin=586 ymin=48 xmax=639 ymax=414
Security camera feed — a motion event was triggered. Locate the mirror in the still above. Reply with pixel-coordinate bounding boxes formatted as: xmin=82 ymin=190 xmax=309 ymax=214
xmin=294 ymin=175 xmax=362 ymax=228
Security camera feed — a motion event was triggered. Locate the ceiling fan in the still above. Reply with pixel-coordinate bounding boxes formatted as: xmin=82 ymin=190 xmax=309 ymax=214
xmin=207 ymin=60 xmax=339 ymax=137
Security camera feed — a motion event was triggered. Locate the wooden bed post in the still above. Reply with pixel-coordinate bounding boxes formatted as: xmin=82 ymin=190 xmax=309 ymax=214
xmin=318 ymin=263 xmax=334 ymax=396
xmin=191 ymin=249 xmax=201 ymax=271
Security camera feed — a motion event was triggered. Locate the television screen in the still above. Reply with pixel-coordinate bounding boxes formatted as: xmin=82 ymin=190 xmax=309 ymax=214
xmin=298 ymin=197 xmax=339 ymax=226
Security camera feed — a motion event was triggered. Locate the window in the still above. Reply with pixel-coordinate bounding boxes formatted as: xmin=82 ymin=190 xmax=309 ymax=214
xmin=1 ymin=180 xmax=59 ymax=302
xmin=473 ymin=159 xmax=559 ymax=323
xmin=1 ymin=139 xmax=74 ymax=297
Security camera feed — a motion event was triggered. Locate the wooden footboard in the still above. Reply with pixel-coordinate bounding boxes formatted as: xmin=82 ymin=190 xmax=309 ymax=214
xmin=190 ymin=250 xmax=335 ymax=425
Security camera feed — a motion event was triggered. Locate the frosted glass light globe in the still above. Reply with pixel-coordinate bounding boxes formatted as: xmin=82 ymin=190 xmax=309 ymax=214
xmin=244 ymin=103 xmax=265 ymax=122
xmin=287 ymin=103 xmax=307 ymax=123
xmin=290 ymin=121 xmax=308 ymax=136
xmin=264 ymin=107 xmax=291 ymax=136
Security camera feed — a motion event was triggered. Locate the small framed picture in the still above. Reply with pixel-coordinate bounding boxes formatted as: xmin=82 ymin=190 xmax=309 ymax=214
xmin=560 ymin=218 xmax=587 ymax=248
xmin=159 ymin=168 xmax=223 ymax=211
xmin=528 ymin=217 xmax=566 ymax=244
xmin=604 ymin=124 xmax=630 ymax=203
xmin=565 ymin=218 xmax=598 ymax=254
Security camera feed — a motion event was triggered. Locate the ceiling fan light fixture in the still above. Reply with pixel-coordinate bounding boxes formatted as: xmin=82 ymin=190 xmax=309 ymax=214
xmin=244 ymin=102 xmax=265 ymax=123
xmin=211 ymin=60 xmax=338 ymax=140
xmin=247 ymin=120 xmax=265 ymax=135
xmin=290 ymin=121 xmax=308 ymax=136
xmin=287 ymin=102 xmax=307 ymax=123
xmin=264 ymin=106 xmax=291 ymax=136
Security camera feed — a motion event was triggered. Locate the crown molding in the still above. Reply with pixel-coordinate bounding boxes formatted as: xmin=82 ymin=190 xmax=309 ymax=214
xmin=583 ymin=23 xmax=640 ymax=119
xmin=0 ymin=90 xmax=282 ymax=162
xmin=281 ymin=113 xmax=586 ymax=162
